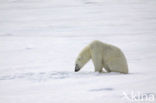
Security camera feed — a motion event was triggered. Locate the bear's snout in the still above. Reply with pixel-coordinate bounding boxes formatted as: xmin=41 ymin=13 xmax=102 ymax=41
xmin=75 ymin=64 xmax=80 ymax=72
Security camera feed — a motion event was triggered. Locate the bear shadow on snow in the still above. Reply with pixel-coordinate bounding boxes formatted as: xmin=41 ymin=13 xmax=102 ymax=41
xmin=89 ymin=88 xmax=114 ymax=92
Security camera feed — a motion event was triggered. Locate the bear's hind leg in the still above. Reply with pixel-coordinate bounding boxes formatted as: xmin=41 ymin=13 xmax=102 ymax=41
xmin=107 ymin=58 xmax=128 ymax=74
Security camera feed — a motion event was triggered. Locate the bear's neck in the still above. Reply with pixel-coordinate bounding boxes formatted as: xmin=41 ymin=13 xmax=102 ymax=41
xmin=81 ymin=46 xmax=91 ymax=62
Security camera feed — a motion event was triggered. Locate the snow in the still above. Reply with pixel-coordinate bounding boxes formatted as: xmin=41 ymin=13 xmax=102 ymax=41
xmin=0 ymin=0 xmax=156 ymax=103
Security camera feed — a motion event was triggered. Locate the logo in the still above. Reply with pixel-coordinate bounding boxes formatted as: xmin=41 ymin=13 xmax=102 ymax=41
xmin=122 ymin=91 xmax=155 ymax=102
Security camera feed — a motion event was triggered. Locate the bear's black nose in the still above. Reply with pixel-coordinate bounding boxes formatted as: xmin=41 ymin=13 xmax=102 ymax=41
xmin=75 ymin=69 xmax=80 ymax=72
xmin=75 ymin=64 xmax=80 ymax=72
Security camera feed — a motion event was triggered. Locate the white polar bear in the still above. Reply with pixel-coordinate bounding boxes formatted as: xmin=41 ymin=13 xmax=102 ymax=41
xmin=75 ymin=40 xmax=128 ymax=74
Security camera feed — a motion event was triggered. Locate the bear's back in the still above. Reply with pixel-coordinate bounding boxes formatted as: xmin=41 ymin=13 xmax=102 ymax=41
xmin=90 ymin=40 xmax=119 ymax=50
xmin=89 ymin=40 xmax=123 ymax=57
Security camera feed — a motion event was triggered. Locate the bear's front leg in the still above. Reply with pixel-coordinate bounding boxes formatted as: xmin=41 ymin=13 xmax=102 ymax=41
xmin=98 ymin=69 xmax=106 ymax=73
xmin=91 ymin=55 xmax=103 ymax=73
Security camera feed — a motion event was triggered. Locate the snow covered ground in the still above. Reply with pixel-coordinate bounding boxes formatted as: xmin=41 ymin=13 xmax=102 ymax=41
xmin=0 ymin=0 xmax=156 ymax=103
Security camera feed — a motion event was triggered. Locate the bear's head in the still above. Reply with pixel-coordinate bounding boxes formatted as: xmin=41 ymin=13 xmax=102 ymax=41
xmin=75 ymin=46 xmax=91 ymax=72
xmin=75 ymin=56 xmax=84 ymax=72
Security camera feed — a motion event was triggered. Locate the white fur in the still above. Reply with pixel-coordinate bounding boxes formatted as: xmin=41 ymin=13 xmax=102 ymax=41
xmin=75 ymin=40 xmax=128 ymax=73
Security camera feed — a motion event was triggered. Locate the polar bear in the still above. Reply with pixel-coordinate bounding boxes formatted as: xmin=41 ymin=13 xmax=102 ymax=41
xmin=75 ymin=40 xmax=128 ymax=74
